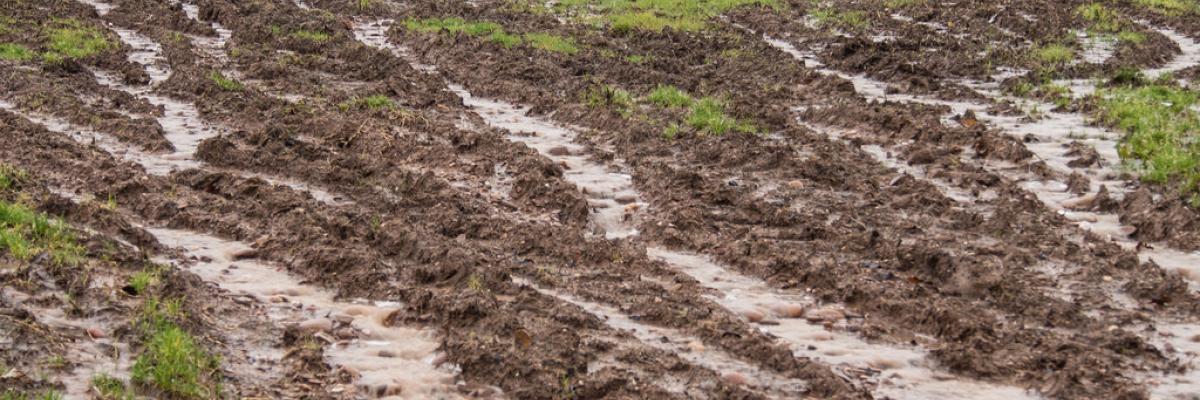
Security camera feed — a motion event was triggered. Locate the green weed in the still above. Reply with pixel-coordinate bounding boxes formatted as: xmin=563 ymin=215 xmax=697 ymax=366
xmin=0 ymin=165 xmax=27 ymax=190
xmin=585 ymin=84 xmax=635 ymax=115
xmin=686 ymin=97 xmax=755 ymax=135
xmin=0 ymin=43 xmax=33 ymax=61
xmin=1099 ymin=84 xmax=1200 ymax=194
xmin=0 ymin=201 xmax=84 ymax=267
xmin=0 ymin=390 xmax=64 ymax=400
xmin=46 ymin=21 xmax=111 ymax=59
xmin=128 ymin=270 xmax=157 ymax=295
xmin=404 ymin=18 xmax=504 ymax=36
xmin=357 ymin=0 xmax=371 ymax=10
xmin=884 ymin=0 xmax=926 ymax=8
xmin=1077 ymin=3 xmax=1122 ymax=32
xmin=811 ymin=8 xmax=868 ymax=29
xmin=339 ymin=95 xmax=395 ymax=111
xmin=552 ymin=0 xmax=780 ymax=32
xmin=646 ymin=85 xmax=693 ymax=108
xmin=208 ymin=71 xmax=243 ymax=91
xmin=1033 ymin=43 xmax=1074 ymax=66
xmin=524 ymin=33 xmax=578 ymax=54
xmin=132 ymin=298 xmax=220 ymax=399
xmin=91 ymin=374 xmax=134 ymax=400
xmin=1117 ymin=30 xmax=1146 ymax=44
xmin=289 ymin=30 xmax=330 ymax=42
xmin=1133 ymin=0 xmax=1199 ymax=15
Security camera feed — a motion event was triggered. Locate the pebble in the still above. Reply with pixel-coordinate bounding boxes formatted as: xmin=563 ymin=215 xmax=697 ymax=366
xmin=86 ymin=327 xmax=106 ymax=339
xmin=377 ymin=349 xmax=397 ymax=358
xmin=547 ymin=146 xmax=571 ymax=156
xmin=343 ymin=305 xmax=374 ymax=316
xmin=614 ymin=195 xmax=638 ymax=205
xmin=804 ymin=307 xmax=844 ymax=323
xmin=742 ymin=309 xmax=766 ymax=323
xmin=786 ymin=180 xmax=804 ymax=189
xmin=227 ymin=248 xmax=259 ymax=260
xmin=771 ymin=304 xmax=805 ymax=318
xmin=722 ymin=372 xmax=751 ymax=386
xmin=1060 ymin=194 xmax=1097 ymax=209
xmin=868 ymin=358 xmax=903 ymax=370
xmin=687 ymin=340 xmax=706 ymax=353
xmin=297 ymin=318 xmax=333 ymax=333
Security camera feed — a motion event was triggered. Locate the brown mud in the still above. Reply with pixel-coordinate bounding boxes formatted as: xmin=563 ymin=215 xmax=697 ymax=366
xmin=2 ymin=0 xmax=1199 ymax=399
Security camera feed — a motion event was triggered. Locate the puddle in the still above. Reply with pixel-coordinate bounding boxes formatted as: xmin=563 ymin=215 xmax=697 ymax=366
xmin=646 ymin=249 xmax=1038 ymax=400
xmin=352 ymin=19 xmax=438 ymax=73
xmin=1145 ymin=25 xmax=1200 ymax=80
xmin=180 ymin=2 xmax=234 ymax=64
xmin=3 ymin=287 xmax=134 ymax=398
xmin=147 ymin=227 xmax=466 ymax=399
xmin=513 ymin=278 xmax=808 ymax=397
xmin=1149 ymin=323 xmax=1200 ymax=399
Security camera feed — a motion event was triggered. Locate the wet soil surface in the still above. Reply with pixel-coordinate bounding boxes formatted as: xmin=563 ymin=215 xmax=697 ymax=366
xmin=2 ymin=0 xmax=1199 ymax=399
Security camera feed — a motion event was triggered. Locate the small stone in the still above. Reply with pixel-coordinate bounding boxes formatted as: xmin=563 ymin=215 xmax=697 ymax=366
xmin=722 ymin=372 xmax=750 ymax=386
xmin=1102 ymin=275 xmax=1113 ymax=282
xmin=377 ymin=350 xmax=397 ymax=358
xmin=623 ymin=203 xmax=641 ymax=213
xmin=742 ymin=309 xmax=766 ymax=323
xmin=1190 ymin=334 xmax=1200 ymax=343
xmin=786 ymin=180 xmax=804 ymax=190
xmin=297 ymin=318 xmax=333 ymax=333
xmin=868 ymin=358 xmax=903 ymax=370
xmin=771 ymin=304 xmax=805 ymax=319
xmin=332 ymin=314 xmax=355 ymax=324
xmin=1060 ymin=194 xmax=1097 ymax=210
xmin=805 ymin=307 xmax=844 ymax=323
xmin=547 ymin=146 xmax=571 ymax=156
xmin=343 ymin=305 xmax=374 ymax=316
xmin=1118 ymin=226 xmax=1137 ymax=236
xmin=227 ymin=248 xmax=259 ymax=260
xmin=614 ymin=195 xmax=638 ymax=205
xmin=86 ymin=327 xmax=106 ymax=339
xmin=687 ymin=340 xmax=706 ymax=353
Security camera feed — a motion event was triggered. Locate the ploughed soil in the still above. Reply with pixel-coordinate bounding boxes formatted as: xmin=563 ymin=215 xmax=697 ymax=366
xmin=2 ymin=0 xmax=1199 ymax=399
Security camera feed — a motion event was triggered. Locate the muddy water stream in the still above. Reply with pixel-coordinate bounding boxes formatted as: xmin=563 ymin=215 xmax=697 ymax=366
xmin=344 ymin=26 xmax=1041 ymax=396
xmin=147 ymin=227 xmax=465 ymax=399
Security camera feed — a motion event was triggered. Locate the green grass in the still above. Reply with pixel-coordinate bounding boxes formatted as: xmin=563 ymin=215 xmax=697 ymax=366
xmin=646 ymin=84 xmax=693 ymax=108
xmin=208 ymin=71 xmax=243 ymax=91
xmin=0 ymin=201 xmax=84 ymax=267
xmin=811 ymin=8 xmax=868 ymax=29
xmin=0 ymin=165 xmax=26 ymax=190
xmin=128 ymin=270 xmax=157 ymax=295
xmin=1077 ymin=3 xmax=1122 ymax=33
xmin=1033 ymin=43 xmax=1074 ymax=66
xmin=0 ymin=391 xmax=63 ymax=400
xmin=884 ymin=0 xmax=926 ymax=8
xmin=404 ymin=18 xmax=575 ymax=52
xmin=45 ymin=21 xmax=111 ymax=59
xmin=1118 ymin=30 xmax=1147 ymax=44
xmin=585 ymin=84 xmax=635 ymax=115
xmin=524 ymin=33 xmax=578 ymax=54
xmin=686 ymin=97 xmax=755 ymax=135
xmin=0 ymin=43 xmax=33 ymax=61
xmin=289 ymin=30 xmax=330 ymax=42
xmin=552 ymin=0 xmax=781 ymax=32
xmin=1133 ymin=0 xmax=1199 ymax=15
xmin=132 ymin=298 xmax=221 ymax=399
xmin=91 ymin=374 xmax=134 ymax=400
xmin=338 ymin=94 xmax=395 ymax=111
xmin=1098 ymin=84 xmax=1200 ymax=194
xmin=625 ymin=54 xmax=649 ymax=63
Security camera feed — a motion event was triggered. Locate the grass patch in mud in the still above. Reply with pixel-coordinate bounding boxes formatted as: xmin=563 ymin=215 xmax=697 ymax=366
xmin=647 ymin=84 xmax=693 ymax=108
xmin=810 ymin=7 xmax=868 ymax=29
xmin=1133 ymin=0 xmax=1200 ymax=15
xmin=132 ymin=298 xmax=221 ymax=399
xmin=208 ymin=71 xmax=243 ymax=91
xmin=546 ymin=0 xmax=781 ymax=32
xmin=686 ymin=97 xmax=755 ymax=135
xmin=1032 ymin=43 xmax=1074 ymax=67
xmin=1098 ymin=84 xmax=1200 ymax=198
xmin=44 ymin=20 xmax=112 ymax=60
xmin=289 ymin=30 xmax=331 ymax=42
xmin=339 ymin=94 xmax=395 ymax=111
xmin=404 ymin=18 xmax=576 ymax=53
xmin=0 ymin=200 xmax=84 ymax=267
xmin=0 ymin=43 xmax=34 ymax=61
xmin=91 ymin=374 xmax=135 ymax=400
xmin=0 ymin=391 xmax=63 ymax=400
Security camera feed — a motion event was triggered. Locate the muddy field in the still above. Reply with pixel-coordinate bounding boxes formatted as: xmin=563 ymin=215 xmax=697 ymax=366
xmin=1 ymin=0 xmax=1200 ymax=399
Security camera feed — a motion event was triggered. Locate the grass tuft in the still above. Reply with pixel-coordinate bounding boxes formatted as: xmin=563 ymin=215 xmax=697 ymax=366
xmin=0 ymin=200 xmax=84 ymax=267
xmin=132 ymin=298 xmax=221 ymax=399
xmin=585 ymin=84 xmax=635 ymax=115
xmin=208 ymin=71 xmax=243 ymax=91
xmin=91 ymin=374 xmax=134 ymax=400
xmin=0 ymin=43 xmax=34 ymax=61
xmin=1132 ymin=0 xmax=1199 ymax=15
xmin=1077 ymin=3 xmax=1122 ymax=32
xmin=1033 ymin=43 xmax=1074 ymax=66
xmin=1099 ymin=84 xmax=1200 ymax=194
xmin=523 ymin=33 xmax=578 ymax=54
xmin=289 ymin=30 xmax=330 ymax=42
xmin=686 ymin=97 xmax=755 ymax=135
xmin=553 ymin=0 xmax=780 ymax=32
xmin=46 ymin=20 xmax=111 ymax=59
xmin=646 ymin=85 xmax=693 ymax=108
